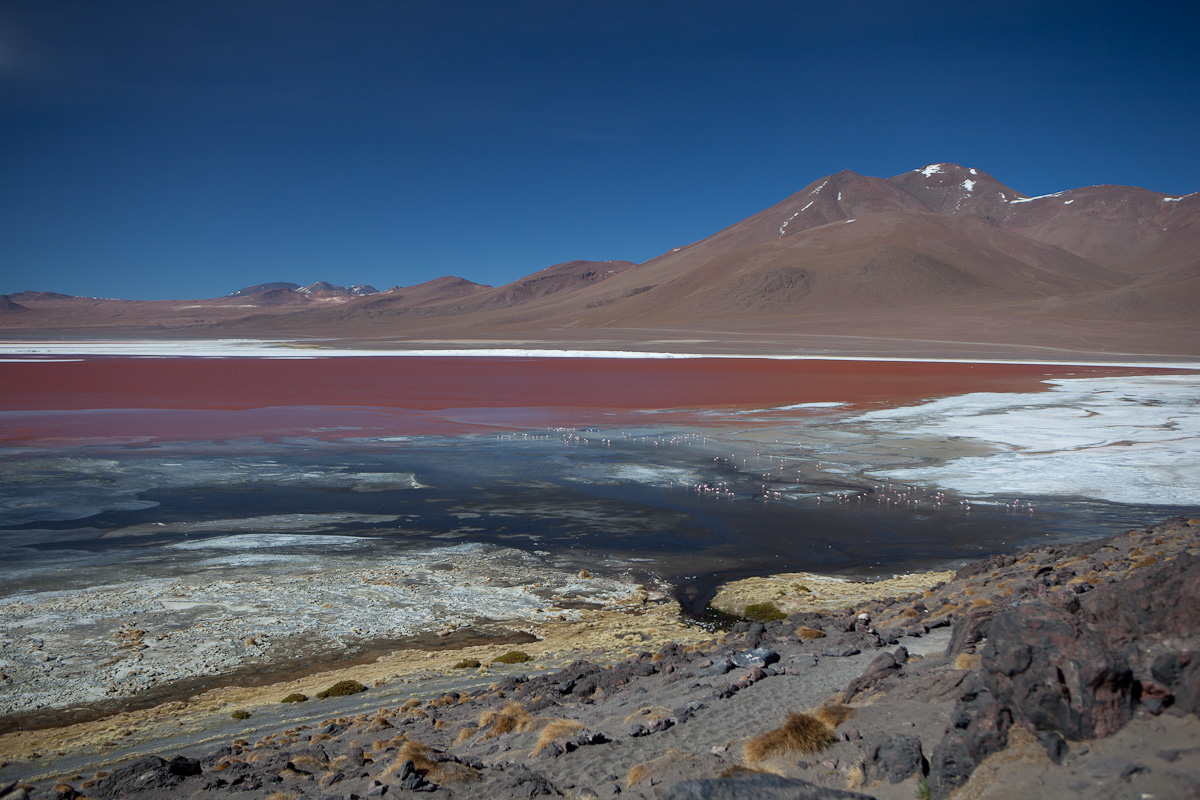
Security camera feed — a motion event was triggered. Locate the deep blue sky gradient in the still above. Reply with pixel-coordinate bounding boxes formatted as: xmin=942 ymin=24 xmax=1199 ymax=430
xmin=2 ymin=1 xmax=1197 ymax=300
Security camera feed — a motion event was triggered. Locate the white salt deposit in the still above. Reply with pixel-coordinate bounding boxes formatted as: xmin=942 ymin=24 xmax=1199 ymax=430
xmin=3 ymin=340 xmax=1197 ymax=369
xmin=775 ymin=401 xmax=849 ymax=410
xmin=166 ymin=533 xmax=372 ymax=550
xmin=847 ymin=374 xmax=1200 ymax=506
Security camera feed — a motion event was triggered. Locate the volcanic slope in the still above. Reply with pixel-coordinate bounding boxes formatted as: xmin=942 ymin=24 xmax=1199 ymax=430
xmin=3 ymin=164 xmax=1197 ymax=355
xmin=214 ymin=164 xmax=1200 ymax=351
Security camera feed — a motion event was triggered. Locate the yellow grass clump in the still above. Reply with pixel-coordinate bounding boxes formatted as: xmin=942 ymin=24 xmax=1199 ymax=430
xmin=477 ymin=701 xmax=537 ymax=740
xmin=386 ymin=740 xmax=479 ymax=784
xmin=627 ymin=749 xmax=694 ymax=789
xmin=796 ymin=626 xmax=826 ymax=640
xmin=533 ymin=719 xmax=585 ymax=754
xmin=812 ymin=702 xmax=855 ymax=730
xmin=743 ymin=712 xmax=836 ymax=765
xmin=717 ymin=764 xmax=773 ymax=778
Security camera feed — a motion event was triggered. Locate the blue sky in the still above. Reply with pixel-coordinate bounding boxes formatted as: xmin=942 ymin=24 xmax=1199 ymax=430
xmin=2 ymin=1 xmax=1197 ymax=300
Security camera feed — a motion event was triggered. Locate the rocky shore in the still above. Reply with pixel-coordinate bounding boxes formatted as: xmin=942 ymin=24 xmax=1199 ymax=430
xmin=3 ymin=517 xmax=1199 ymax=800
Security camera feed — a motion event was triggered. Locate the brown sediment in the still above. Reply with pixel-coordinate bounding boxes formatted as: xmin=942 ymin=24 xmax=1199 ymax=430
xmin=0 ymin=355 xmax=1186 ymax=444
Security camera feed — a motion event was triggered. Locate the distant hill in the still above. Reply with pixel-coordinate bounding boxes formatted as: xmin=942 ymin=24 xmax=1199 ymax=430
xmin=3 ymin=165 xmax=1196 ymax=358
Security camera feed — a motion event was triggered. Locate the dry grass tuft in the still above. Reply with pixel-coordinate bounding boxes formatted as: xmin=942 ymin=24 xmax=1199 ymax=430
xmin=533 ymin=718 xmax=585 ymax=754
xmin=970 ymin=598 xmax=992 ymax=608
xmin=955 ymin=652 xmax=982 ymax=670
xmin=289 ymin=753 xmax=327 ymax=771
xmin=477 ymin=701 xmax=537 ymax=740
xmin=1133 ymin=556 xmax=1159 ymax=569
xmin=264 ymin=792 xmax=297 ymax=800
xmin=846 ymin=764 xmax=864 ymax=790
xmin=717 ymin=764 xmax=775 ymax=778
xmin=389 ymin=740 xmax=479 ymax=785
xmin=811 ymin=703 xmax=855 ymax=730
xmin=626 ymin=749 xmax=693 ymax=789
xmin=796 ymin=626 xmax=826 ymax=640
xmin=743 ymin=712 xmax=836 ymax=765
xmin=454 ymin=724 xmax=478 ymax=745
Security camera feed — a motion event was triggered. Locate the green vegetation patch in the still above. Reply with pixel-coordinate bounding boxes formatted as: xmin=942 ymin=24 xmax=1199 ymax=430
xmin=280 ymin=693 xmax=309 ymax=703
xmin=230 ymin=709 xmax=251 ymax=720
xmin=316 ymin=679 xmax=368 ymax=699
xmin=743 ymin=602 xmax=787 ymax=622
xmin=492 ymin=650 xmax=532 ymax=664
xmin=453 ymin=658 xmax=482 ymax=670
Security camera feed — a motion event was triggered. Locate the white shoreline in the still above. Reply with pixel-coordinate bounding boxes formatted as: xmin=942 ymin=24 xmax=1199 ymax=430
xmin=1 ymin=338 xmax=1197 ymax=368
xmin=845 ymin=374 xmax=1200 ymax=506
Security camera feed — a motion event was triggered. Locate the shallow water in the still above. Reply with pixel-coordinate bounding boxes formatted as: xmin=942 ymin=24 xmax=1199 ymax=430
xmin=2 ymin=354 xmax=1196 ymax=617
xmin=2 ymin=424 xmax=1188 ymax=616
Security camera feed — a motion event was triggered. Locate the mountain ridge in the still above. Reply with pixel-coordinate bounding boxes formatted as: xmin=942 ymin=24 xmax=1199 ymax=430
xmin=3 ymin=164 xmax=1197 ymax=358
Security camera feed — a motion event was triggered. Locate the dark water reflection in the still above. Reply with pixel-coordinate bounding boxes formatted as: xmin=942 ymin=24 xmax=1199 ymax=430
xmin=1 ymin=427 xmax=1188 ymax=616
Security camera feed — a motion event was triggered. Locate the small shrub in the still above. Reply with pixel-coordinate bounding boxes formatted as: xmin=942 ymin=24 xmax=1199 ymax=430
xmin=916 ymin=776 xmax=931 ymax=799
xmin=231 ymin=710 xmax=251 ymax=720
xmin=743 ymin=602 xmax=787 ymax=622
xmin=316 ymin=680 xmax=367 ymax=699
xmin=534 ymin=719 xmax=584 ymax=754
xmin=453 ymin=658 xmax=482 ymax=670
xmin=477 ymin=701 xmax=535 ymax=739
xmin=743 ymin=712 xmax=835 ymax=764
xmin=280 ymin=693 xmax=308 ymax=703
xmin=812 ymin=703 xmax=854 ymax=730
xmin=493 ymin=650 xmax=531 ymax=664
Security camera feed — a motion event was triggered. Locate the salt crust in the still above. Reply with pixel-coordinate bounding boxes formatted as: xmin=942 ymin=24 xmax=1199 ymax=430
xmin=0 ymin=541 xmax=648 ymax=716
xmin=2 ymin=339 xmax=1198 ymax=369
xmin=848 ymin=374 xmax=1200 ymax=505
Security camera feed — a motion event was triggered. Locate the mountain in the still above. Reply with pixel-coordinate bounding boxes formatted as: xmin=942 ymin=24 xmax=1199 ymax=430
xmin=3 ymin=166 xmax=1196 ymax=357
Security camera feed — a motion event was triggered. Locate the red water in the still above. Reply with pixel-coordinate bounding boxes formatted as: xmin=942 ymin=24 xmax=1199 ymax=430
xmin=0 ymin=356 xmax=1180 ymax=445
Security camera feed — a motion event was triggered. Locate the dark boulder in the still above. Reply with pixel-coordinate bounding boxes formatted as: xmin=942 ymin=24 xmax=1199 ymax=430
xmin=983 ymin=601 xmax=1136 ymax=740
xmin=91 ymin=756 xmax=193 ymax=798
xmin=1151 ymin=650 xmax=1200 ymax=713
xmin=861 ymin=733 xmax=927 ymax=784
xmin=661 ymin=773 xmax=876 ymax=799
xmin=928 ymin=673 xmax=1012 ymax=800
